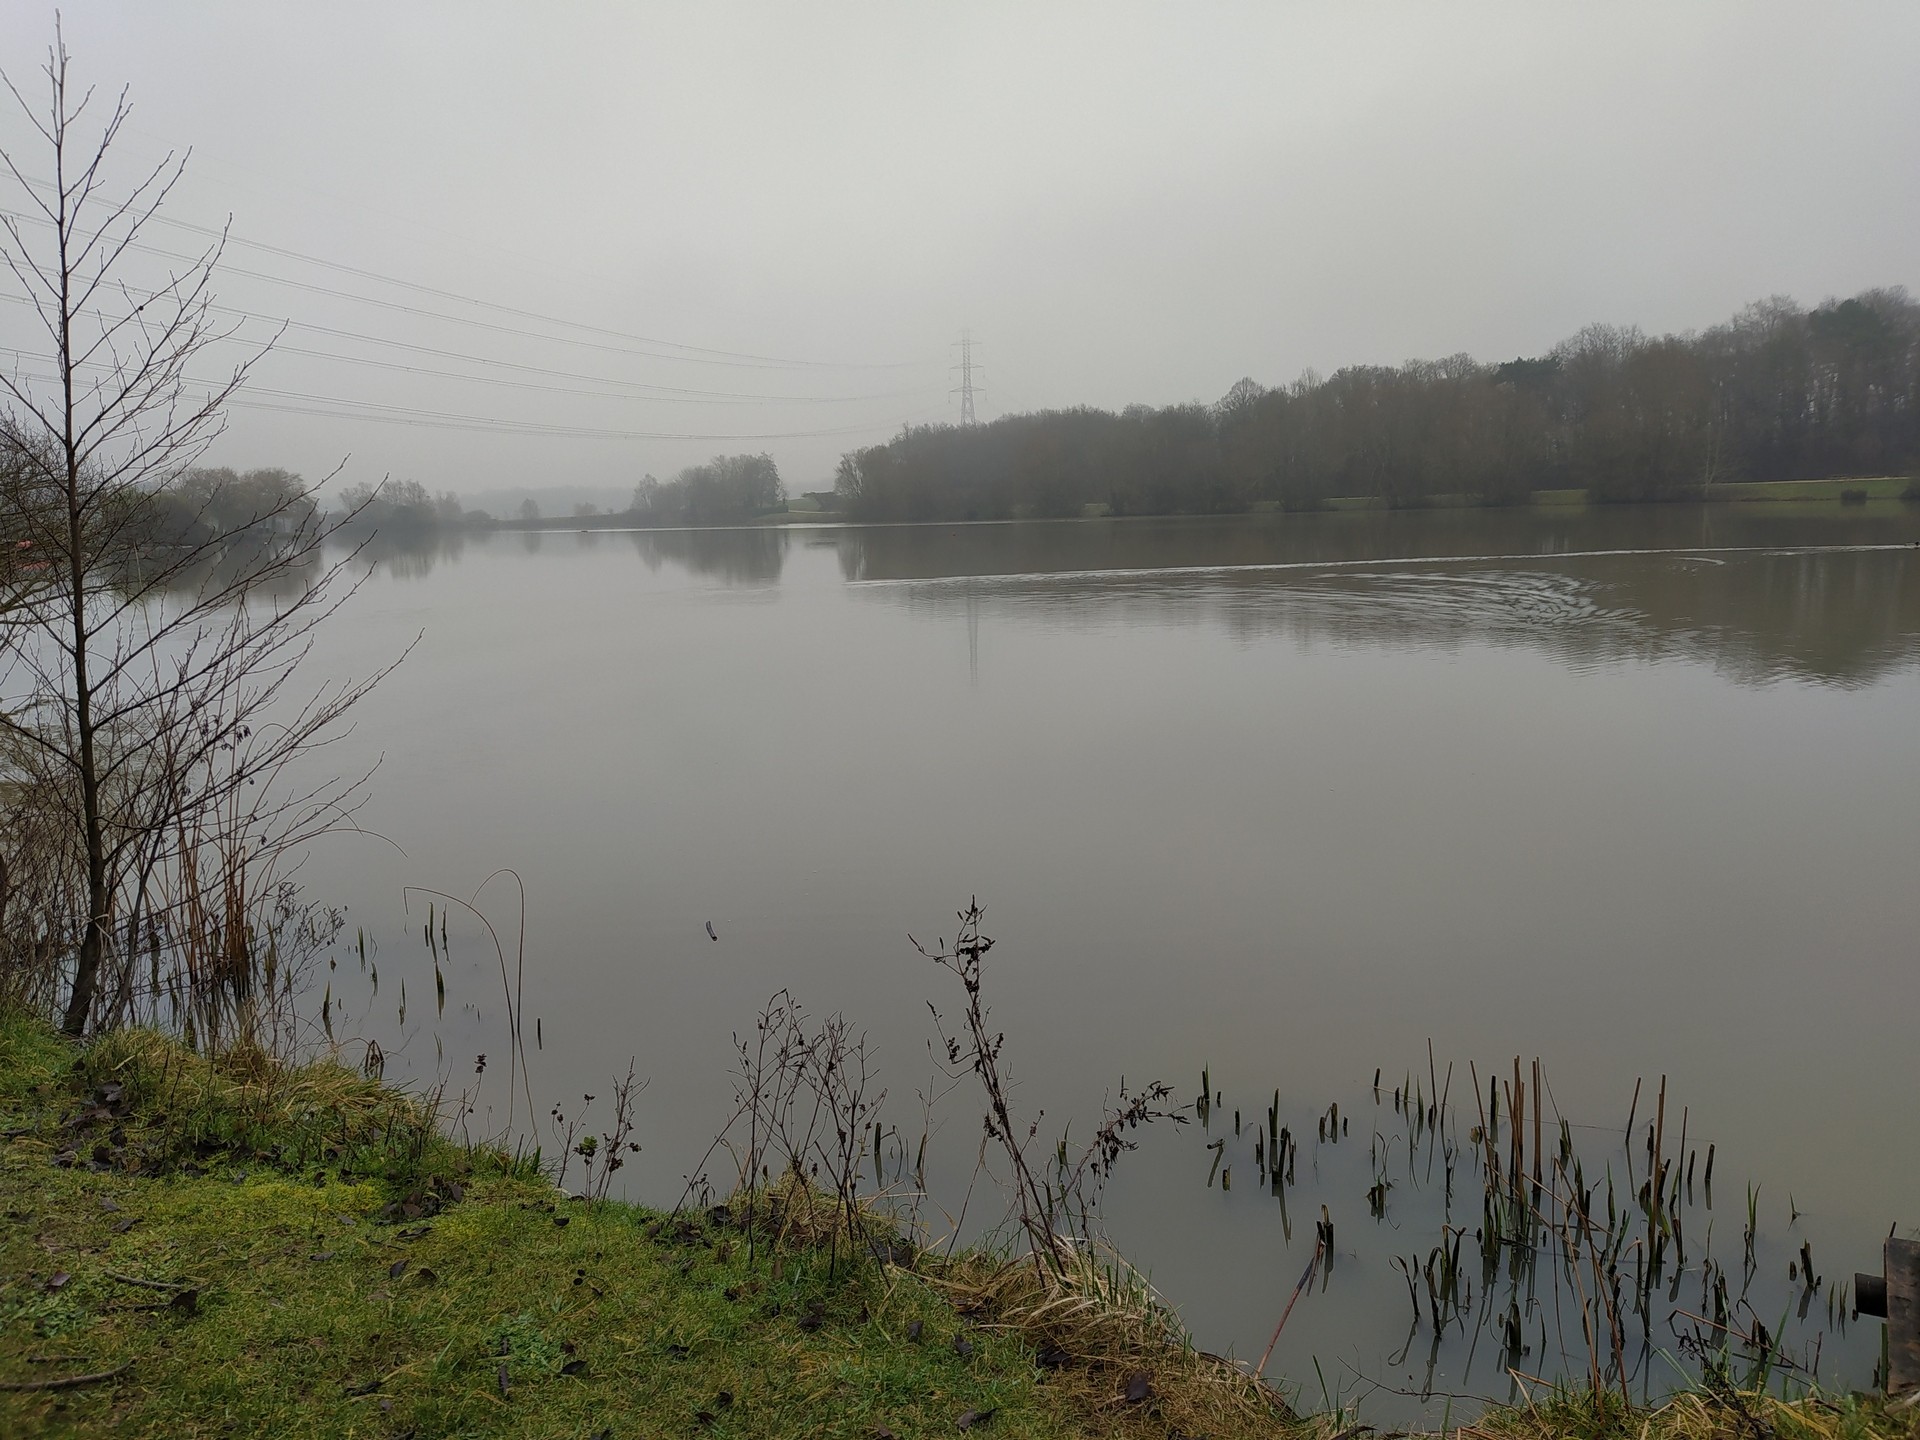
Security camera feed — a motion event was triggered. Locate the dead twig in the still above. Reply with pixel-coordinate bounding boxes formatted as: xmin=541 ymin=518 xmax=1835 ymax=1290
xmin=1254 ymin=1237 xmax=1324 ymax=1380
xmin=102 ymin=1269 xmax=193 ymax=1291
xmin=0 ymin=1360 xmax=133 ymax=1391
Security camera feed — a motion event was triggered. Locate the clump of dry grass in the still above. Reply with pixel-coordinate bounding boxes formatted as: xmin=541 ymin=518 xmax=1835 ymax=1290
xmin=698 ymin=1164 xmax=1316 ymax=1438
xmin=64 ymin=1022 xmax=457 ymax=1183
xmin=1467 ymin=1383 xmax=1918 ymax=1440
xmin=711 ymin=1169 xmax=904 ymax=1260
xmin=915 ymin=1240 xmax=1323 ymax=1440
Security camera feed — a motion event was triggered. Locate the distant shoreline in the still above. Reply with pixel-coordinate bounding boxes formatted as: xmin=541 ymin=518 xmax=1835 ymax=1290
xmin=423 ymin=472 xmax=1916 ymax=536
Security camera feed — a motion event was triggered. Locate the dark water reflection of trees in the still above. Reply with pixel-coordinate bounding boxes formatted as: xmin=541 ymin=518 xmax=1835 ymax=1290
xmin=624 ymin=525 xmax=788 ymax=584
xmin=328 ymin=510 xmax=1920 ymax=687
xmin=340 ymin=524 xmax=793 ymax=584
xmin=830 ymin=509 xmax=1920 ymax=689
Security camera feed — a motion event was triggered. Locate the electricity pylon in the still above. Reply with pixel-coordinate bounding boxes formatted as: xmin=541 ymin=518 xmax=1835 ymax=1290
xmin=951 ymin=329 xmax=981 ymax=426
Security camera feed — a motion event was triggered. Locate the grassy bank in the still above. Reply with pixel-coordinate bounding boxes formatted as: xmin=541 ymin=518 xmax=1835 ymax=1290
xmin=1701 ymin=475 xmax=1914 ymax=502
xmin=1 ymin=1011 xmax=1912 ymax=1439
xmin=0 ymin=1011 xmax=1302 ymax=1439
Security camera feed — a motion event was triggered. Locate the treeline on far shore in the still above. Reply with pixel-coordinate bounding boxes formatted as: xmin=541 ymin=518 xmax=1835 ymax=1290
xmin=316 ymin=286 xmax=1920 ymax=537
xmin=331 ymin=453 xmax=795 ymax=533
xmin=835 ymin=287 xmax=1920 ymax=522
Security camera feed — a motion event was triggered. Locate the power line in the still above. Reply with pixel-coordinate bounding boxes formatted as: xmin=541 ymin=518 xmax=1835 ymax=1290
xmin=0 ymin=191 xmax=935 ymax=372
xmin=147 ymin=213 xmax=931 ymax=372
xmin=0 ymin=337 xmax=941 ymax=408
xmin=257 ymin=339 xmax=944 ymax=406
xmin=224 ymin=393 xmax=947 ymax=441
xmin=0 ymin=206 xmax=928 ymax=375
xmin=0 ymin=292 xmax=937 ymax=405
xmin=3 ymin=359 xmax=944 ymax=441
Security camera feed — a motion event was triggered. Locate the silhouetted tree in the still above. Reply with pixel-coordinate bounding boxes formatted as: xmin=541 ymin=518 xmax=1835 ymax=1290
xmin=0 ymin=32 xmax=391 ymax=1034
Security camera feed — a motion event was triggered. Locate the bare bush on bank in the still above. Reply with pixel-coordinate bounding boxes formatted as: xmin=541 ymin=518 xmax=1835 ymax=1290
xmin=0 ymin=29 xmax=396 ymax=1043
xmin=916 ymin=899 xmax=1188 ymax=1272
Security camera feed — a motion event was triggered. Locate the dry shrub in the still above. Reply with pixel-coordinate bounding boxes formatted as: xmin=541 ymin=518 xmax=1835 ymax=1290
xmin=74 ymin=1023 xmax=440 ymax=1170
xmin=1468 ymin=1385 xmax=1918 ymax=1440
xmin=918 ymin=1242 xmax=1322 ymax=1440
xmin=714 ymin=1169 xmax=902 ymax=1263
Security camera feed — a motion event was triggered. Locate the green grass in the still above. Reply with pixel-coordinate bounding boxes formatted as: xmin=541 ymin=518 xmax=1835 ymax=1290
xmin=3 ymin=1010 xmax=1913 ymax=1439
xmin=0 ymin=1012 xmax=1302 ymax=1439
xmin=1704 ymin=475 xmax=1913 ymax=502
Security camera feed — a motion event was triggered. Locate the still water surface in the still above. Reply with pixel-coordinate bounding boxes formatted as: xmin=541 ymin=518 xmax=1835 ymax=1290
xmin=302 ymin=505 xmax=1920 ymax=1417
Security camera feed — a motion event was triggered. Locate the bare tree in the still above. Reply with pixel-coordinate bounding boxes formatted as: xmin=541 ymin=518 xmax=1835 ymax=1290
xmin=0 ymin=29 xmax=395 ymax=1037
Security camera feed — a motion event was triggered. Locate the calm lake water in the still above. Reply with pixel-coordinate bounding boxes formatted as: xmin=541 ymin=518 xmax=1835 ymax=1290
xmin=299 ymin=504 xmax=1920 ymax=1419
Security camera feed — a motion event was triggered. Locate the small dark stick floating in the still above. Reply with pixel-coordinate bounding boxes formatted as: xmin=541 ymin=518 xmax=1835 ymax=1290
xmin=705 ymin=921 xmax=718 ymax=941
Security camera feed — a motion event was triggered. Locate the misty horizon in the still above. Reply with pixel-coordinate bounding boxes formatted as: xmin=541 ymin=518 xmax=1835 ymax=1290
xmin=3 ymin=4 xmax=1915 ymax=499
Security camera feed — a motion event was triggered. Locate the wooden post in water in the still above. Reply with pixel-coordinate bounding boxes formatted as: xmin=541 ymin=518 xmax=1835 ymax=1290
xmin=1889 ymin=1237 xmax=1919 ymax=1396
xmin=1856 ymin=1237 xmax=1919 ymax=1396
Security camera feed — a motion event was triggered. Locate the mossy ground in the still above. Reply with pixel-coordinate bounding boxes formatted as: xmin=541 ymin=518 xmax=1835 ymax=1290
xmin=0 ymin=1011 xmax=1301 ymax=1439
xmin=1 ymin=1010 xmax=1913 ymax=1440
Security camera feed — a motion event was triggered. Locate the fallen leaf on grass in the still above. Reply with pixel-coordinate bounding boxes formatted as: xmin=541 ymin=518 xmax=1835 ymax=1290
xmin=1123 ymin=1370 xmax=1152 ymax=1403
xmin=951 ymin=1335 xmax=974 ymax=1359
xmin=957 ymin=1407 xmax=998 ymax=1430
xmin=388 ymin=1259 xmax=407 ymax=1280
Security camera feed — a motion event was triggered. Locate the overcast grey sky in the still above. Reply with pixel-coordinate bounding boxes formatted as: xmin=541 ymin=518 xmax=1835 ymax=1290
xmin=3 ymin=3 xmax=1916 ymax=498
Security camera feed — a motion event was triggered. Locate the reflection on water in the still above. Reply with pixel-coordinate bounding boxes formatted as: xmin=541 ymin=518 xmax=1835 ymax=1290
xmin=361 ymin=523 xmax=793 ymax=584
xmin=356 ymin=526 xmax=476 ymax=580
xmin=624 ymin=525 xmax=788 ymax=584
xmin=820 ymin=510 xmax=1920 ymax=688
xmin=860 ymin=548 xmax=1920 ymax=689
xmin=827 ymin=503 xmax=1920 ymax=581
xmin=294 ymin=504 xmax=1919 ymax=1423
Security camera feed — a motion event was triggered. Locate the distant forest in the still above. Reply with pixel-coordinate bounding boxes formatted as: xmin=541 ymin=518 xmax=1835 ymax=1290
xmin=833 ymin=289 xmax=1920 ymax=522
xmin=331 ymin=453 xmax=787 ymax=531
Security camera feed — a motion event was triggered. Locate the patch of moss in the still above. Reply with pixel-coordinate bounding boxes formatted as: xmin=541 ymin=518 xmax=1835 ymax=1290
xmin=0 ymin=1012 xmax=1307 ymax=1438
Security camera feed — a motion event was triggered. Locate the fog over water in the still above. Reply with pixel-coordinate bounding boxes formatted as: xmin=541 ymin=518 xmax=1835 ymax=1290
xmin=299 ymin=507 xmax=1920 ymax=1418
